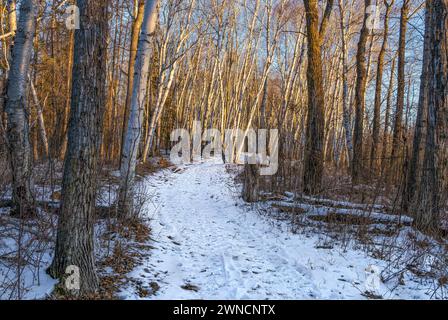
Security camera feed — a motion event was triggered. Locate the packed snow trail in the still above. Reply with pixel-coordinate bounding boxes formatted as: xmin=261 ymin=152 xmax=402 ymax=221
xmin=125 ymin=161 xmax=430 ymax=300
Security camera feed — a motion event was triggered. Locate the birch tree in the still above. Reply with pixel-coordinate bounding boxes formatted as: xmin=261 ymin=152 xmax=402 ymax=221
xmin=118 ymin=0 xmax=159 ymax=219
xmin=29 ymin=75 xmax=49 ymax=157
xmin=120 ymin=0 xmax=145 ymax=161
xmin=141 ymin=0 xmax=197 ymax=161
xmin=4 ymin=0 xmax=37 ymax=216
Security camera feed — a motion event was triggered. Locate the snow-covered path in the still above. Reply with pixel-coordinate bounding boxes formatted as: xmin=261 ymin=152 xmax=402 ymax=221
xmin=126 ymin=161 xmax=430 ymax=300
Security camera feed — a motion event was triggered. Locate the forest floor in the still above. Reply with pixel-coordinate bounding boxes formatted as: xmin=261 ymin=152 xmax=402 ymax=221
xmin=1 ymin=159 xmax=446 ymax=300
xmin=117 ymin=160 xmax=441 ymax=300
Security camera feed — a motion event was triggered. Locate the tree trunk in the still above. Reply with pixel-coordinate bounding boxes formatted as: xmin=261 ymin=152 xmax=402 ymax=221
xmin=120 ymin=0 xmax=145 ymax=162
xmin=389 ymin=0 xmax=410 ymax=183
xmin=370 ymin=0 xmax=393 ymax=172
xmin=242 ymin=163 xmax=260 ymax=203
xmin=48 ymin=0 xmax=109 ymax=295
xmin=60 ymin=31 xmax=75 ymax=160
xmin=29 ymin=76 xmax=49 ymax=157
xmin=4 ymin=0 xmax=36 ymax=216
xmin=402 ymin=3 xmax=431 ymax=212
xmin=413 ymin=0 xmax=448 ymax=233
xmin=302 ymin=0 xmax=333 ymax=195
xmin=381 ymin=56 xmax=396 ymax=173
xmin=7 ymin=0 xmax=17 ymax=37
xmin=352 ymin=0 xmax=372 ymax=184
xmin=118 ymin=0 xmax=159 ymax=219
xmin=337 ymin=0 xmax=353 ymax=167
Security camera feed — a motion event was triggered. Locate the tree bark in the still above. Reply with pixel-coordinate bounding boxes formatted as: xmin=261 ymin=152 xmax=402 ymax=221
xmin=59 ymin=31 xmax=75 ymax=160
xmin=402 ymin=3 xmax=431 ymax=212
xmin=120 ymin=0 xmax=145 ymax=163
xmin=381 ymin=56 xmax=396 ymax=173
xmin=370 ymin=0 xmax=393 ymax=172
xmin=337 ymin=0 xmax=354 ymax=167
xmin=242 ymin=163 xmax=260 ymax=203
xmin=389 ymin=0 xmax=410 ymax=183
xmin=352 ymin=0 xmax=372 ymax=184
xmin=302 ymin=0 xmax=334 ymax=195
xmin=48 ymin=0 xmax=109 ymax=295
xmin=7 ymin=0 xmax=17 ymax=36
xmin=4 ymin=0 xmax=37 ymax=216
xmin=118 ymin=0 xmax=159 ymax=219
xmin=413 ymin=0 xmax=448 ymax=233
xmin=29 ymin=75 xmax=49 ymax=157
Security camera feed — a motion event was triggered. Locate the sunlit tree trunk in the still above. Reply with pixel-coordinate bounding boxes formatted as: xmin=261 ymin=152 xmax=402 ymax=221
xmin=29 ymin=75 xmax=49 ymax=157
xmin=302 ymin=0 xmax=334 ymax=194
xmin=118 ymin=0 xmax=159 ymax=218
xmin=352 ymin=0 xmax=372 ymax=184
xmin=120 ymin=0 xmax=145 ymax=162
xmin=60 ymin=31 xmax=75 ymax=159
xmin=337 ymin=0 xmax=353 ymax=167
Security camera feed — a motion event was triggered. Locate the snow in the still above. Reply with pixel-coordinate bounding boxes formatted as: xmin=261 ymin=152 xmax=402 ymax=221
xmin=123 ymin=161 xmax=434 ymax=300
xmin=1 ymin=160 xmax=441 ymax=300
xmin=270 ymin=199 xmax=413 ymax=225
xmin=299 ymin=195 xmax=387 ymax=211
xmin=0 ymin=208 xmax=57 ymax=300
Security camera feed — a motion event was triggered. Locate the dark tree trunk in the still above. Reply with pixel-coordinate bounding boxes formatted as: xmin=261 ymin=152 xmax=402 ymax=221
xmin=414 ymin=0 xmax=448 ymax=233
xmin=352 ymin=0 xmax=372 ymax=184
xmin=402 ymin=3 xmax=431 ymax=213
xmin=4 ymin=0 xmax=37 ymax=217
xmin=302 ymin=0 xmax=333 ymax=195
xmin=242 ymin=163 xmax=260 ymax=203
xmin=48 ymin=0 xmax=109 ymax=295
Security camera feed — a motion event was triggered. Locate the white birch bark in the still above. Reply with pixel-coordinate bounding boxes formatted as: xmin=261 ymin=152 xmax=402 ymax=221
xmin=29 ymin=75 xmax=49 ymax=157
xmin=141 ymin=0 xmax=196 ymax=160
xmin=4 ymin=0 xmax=36 ymax=216
xmin=118 ymin=0 xmax=159 ymax=218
